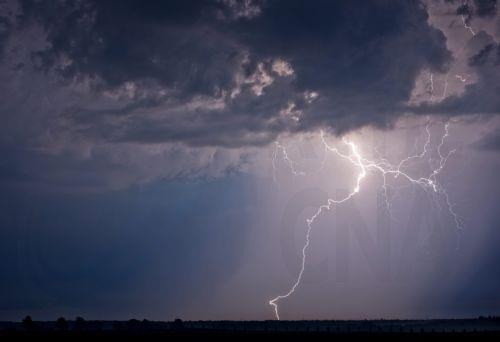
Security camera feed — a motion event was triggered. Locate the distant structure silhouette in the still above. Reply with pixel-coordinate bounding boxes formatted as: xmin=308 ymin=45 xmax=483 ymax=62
xmin=74 ymin=317 xmax=86 ymax=331
xmin=56 ymin=317 xmax=68 ymax=331
xmin=22 ymin=315 xmax=33 ymax=331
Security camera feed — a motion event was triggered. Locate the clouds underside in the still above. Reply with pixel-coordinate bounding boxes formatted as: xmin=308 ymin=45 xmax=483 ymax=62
xmin=15 ymin=0 xmax=454 ymax=145
xmin=0 ymin=0 xmax=498 ymax=187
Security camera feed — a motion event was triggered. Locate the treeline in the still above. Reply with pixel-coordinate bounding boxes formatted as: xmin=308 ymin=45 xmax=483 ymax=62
xmin=18 ymin=315 xmax=185 ymax=332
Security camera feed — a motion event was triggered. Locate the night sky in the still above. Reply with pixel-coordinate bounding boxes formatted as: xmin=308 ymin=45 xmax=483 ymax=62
xmin=0 ymin=0 xmax=499 ymax=321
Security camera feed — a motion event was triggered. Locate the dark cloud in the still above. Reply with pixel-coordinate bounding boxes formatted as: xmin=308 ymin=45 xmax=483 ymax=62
xmin=20 ymin=0 xmax=239 ymax=94
xmin=469 ymin=43 xmax=498 ymax=66
xmin=0 ymin=2 xmax=13 ymax=60
xmin=0 ymin=16 xmax=8 ymax=58
xmin=457 ymin=3 xmax=472 ymax=18
xmin=15 ymin=0 xmax=452 ymax=147
xmin=225 ymin=1 xmax=451 ymax=134
xmin=456 ymin=0 xmax=497 ymax=25
xmin=474 ymin=0 xmax=497 ymax=17
xmin=2 ymin=0 xmax=497 ymax=188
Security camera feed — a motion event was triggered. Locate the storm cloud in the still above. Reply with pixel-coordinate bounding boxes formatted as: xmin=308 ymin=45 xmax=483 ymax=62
xmin=15 ymin=0 xmax=453 ymax=147
xmin=0 ymin=0 xmax=498 ymax=189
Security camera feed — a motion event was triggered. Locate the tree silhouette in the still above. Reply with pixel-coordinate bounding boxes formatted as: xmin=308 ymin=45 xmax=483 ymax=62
xmin=56 ymin=317 xmax=68 ymax=331
xmin=22 ymin=315 xmax=33 ymax=330
xmin=74 ymin=316 xmax=86 ymax=331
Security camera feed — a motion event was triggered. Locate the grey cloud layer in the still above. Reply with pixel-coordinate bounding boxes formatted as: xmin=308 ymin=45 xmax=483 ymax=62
xmin=15 ymin=0 xmax=453 ymax=147
xmin=1 ymin=0 xmax=499 ymax=189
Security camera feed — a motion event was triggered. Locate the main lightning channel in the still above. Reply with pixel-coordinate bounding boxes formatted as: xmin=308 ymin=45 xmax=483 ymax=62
xmin=269 ymin=124 xmax=462 ymax=320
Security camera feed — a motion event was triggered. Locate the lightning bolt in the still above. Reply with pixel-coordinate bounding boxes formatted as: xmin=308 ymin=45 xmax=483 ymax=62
xmin=268 ymin=4 xmax=472 ymax=319
xmin=441 ymin=73 xmax=449 ymax=100
xmin=272 ymin=141 xmax=306 ymax=184
xmin=268 ymin=121 xmax=463 ymax=320
xmin=461 ymin=15 xmax=476 ymax=36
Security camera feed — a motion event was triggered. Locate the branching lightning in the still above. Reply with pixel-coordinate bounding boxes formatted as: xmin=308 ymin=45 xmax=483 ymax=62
xmin=268 ymin=121 xmax=464 ymax=320
xmin=273 ymin=141 xmax=306 ymax=184
xmin=268 ymin=5 xmax=472 ymax=320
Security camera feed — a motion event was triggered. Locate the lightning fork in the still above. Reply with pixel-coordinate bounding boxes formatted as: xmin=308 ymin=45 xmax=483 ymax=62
xmin=269 ymin=122 xmax=462 ymax=320
xmin=272 ymin=141 xmax=306 ymax=184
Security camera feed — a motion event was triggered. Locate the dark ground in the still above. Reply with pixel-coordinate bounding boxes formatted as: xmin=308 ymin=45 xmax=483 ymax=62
xmin=2 ymin=318 xmax=500 ymax=341
xmin=1 ymin=330 xmax=500 ymax=341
